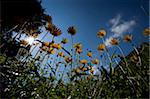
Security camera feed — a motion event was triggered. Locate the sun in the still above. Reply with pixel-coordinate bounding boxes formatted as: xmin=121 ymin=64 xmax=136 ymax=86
xmin=25 ymin=36 xmax=35 ymax=45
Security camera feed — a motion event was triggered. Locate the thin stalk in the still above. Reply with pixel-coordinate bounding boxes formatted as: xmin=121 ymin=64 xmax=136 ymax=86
xmin=34 ymin=49 xmax=41 ymax=59
xmin=0 ymin=22 xmax=26 ymax=48
xmin=13 ymin=21 xmax=27 ymax=40
xmin=60 ymin=64 xmax=68 ymax=81
xmin=116 ymin=45 xmax=132 ymax=74
xmin=114 ymin=59 xmax=126 ymax=74
xmin=114 ymin=45 xmax=141 ymax=96
xmin=55 ymin=57 xmax=61 ymax=77
xmin=40 ymin=53 xmax=48 ymax=66
xmin=30 ymin=31 xmax=49 ymax=53
xmin=131 ymin=43 xmax=142 ymax=66
xmin=41 ymin=31 xmax=49 ymax=41
xmin=97 ymin=82 xmax=104 ymax=97
xmin=6 ymin=24 xmax=19 ymax=34
xmin=102 ymin=38 xmax=112 ymax=63
xmin=102 ymin=38 xmax=113 ymax=75
xmin=71 ymin=35 xmax=74 ymax=69
xmin=92 ymin=76 xmax=102 ymax=98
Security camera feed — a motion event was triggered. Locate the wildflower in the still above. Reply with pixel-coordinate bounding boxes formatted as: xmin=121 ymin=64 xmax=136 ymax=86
xmin=44 ymin=42 xmax=49 ymax=47
xmin=91 ymin=59 xmax=99 ymax=65
xmin=20 ymin=40 xmax=28 ymax=45
xmin=64 ymin=56 xmax=72 ymax=63
xmin=90 ymin=69 xmax=94 ymax=74
xmin=41 ymin=46 xmax=47 ymax=51
xmin=49 ymin=41 xmax=54 ymax=47
xmin=97 ymin=29 xmax=106 ymax=38
xmin=46 ymin=22 xmax=53 ymax=32
xmin=52 ymin=43 xmax=61 ymax=50
xmin=43 ymin=15 xmax=52 ymax=22
xmin=76 ymin=69 xmax=81 ymax=74
xmin=82 ymin=67 xmax=88 ymax=71
xmin=123 ymin=35 xmax=132 ymax=42
xmin=47 ymin=48 xmax=55 ymax=54
xmin=87 ymin=75 xmax=93 ymax=80
xmin=58 ymin=52 xmax=64 ymax=57
xmin=80 ymin=59 xmax=88 ymax=65
xmin=97 ymin=44 xmax=105 ymax=52
xmin=74 ymin=43 xmax=82 ymax=50
xmin=143 ymin=28 xmax=150 ymax=36
xmin=68 ymin=26 xmax=76 ymax=35
xmin=30 ymin=29 xmax=35 ymax=34
xmin=76 ymin=48 xmax=83 ymax=54
xmin=87 ymin=51 xmax=92 ymax=57
xmin=32 ymin=33 xmax=38 ymax=38
xmin=110 ymin=38 xmax=119 ymax=45
xmin=51 ymin=26 xmax=62 ymax=36
xmin=61 ymin=38 xmax=68 ymax=44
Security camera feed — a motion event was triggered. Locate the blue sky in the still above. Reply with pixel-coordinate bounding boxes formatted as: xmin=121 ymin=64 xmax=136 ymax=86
xmin=40 ymin=0 xmax=149 ymax=73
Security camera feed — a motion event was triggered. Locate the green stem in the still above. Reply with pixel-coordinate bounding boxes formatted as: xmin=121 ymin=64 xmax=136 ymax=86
xmin=41 ymin=31 xmax=49 ymax=41
xmin=71 ymin=35 xmax=73 ymax=69
xmin=34 ymin=49 xmax=41 ymax=59
xmin=116 ymin=45 xmax=132 ymax=75
xmin=102 ymin=38 xmax=112 ymax=63
xmin=102 ymin=38 xmax=113 ymax=75
xmin=131 ymin=43 xmax=142 ymax=66
xmin=114 ymin=59 xmax=126 ymax=74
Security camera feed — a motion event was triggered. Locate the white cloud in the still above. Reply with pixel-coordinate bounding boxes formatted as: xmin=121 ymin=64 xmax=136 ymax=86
xmin=104 ymin=14 xmax=136 ymax=47
xmin=111 ymin=20 xmax=136 ymax=34
xmin=110 ymin=14 xmax=121 ymax=28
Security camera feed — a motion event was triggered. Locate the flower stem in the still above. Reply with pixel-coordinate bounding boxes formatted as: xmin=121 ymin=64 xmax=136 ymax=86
xmin=131 ymin=43 xmax=142 ymax=66
xmin=102 ymin=38 xmax=112 ymax=63
xmin=71 ymin=35 xmax=73 ymax=69
xmin=116 ymin=45 xmax=132 ymax=74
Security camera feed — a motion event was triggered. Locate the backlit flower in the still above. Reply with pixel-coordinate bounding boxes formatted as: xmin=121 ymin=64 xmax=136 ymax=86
xmin=74 ymin=43 xmax=82 ymax=50
xmin=80 ymin=59 xmax=88 ymax=64
xmin=47 ymin=48 xmax=55 ymax=54
xmin=76 ymin=48 xmax=83 ymax=54
xmin=51 ymin=26 xmax=62 ymax=36
xmin=123 ymin=35 xmax=132 ymax=42
xmin=82 ymin=67 xmax=88 ymax=71
xmin=97 ymin=44 xmax=105 ymax=52
xmin=41 ymin=46 xmax=47 ymax=51
xmin=110 ymin=38 xmax=119 ymax=45
xmin=43 ymin=15 xmax=52 ymax=22
xmin=32 ymin=33 xmax=38 ymax=38
xmin=68 ymin=26 xmax=76 ymax=35
xmin=143 ymin=28 xmax=150 ymax=36
xmin=61 ymin=38 xmax=69 ymax=44
xmin=52 ymin=43 xmax=62 ymax=50
xmin=64 ymin=56 xmax=72 ymax=63
xmin=97 ymin=29 xmax=106 ymax=38
xmin=91 ymin=59 xmax=99 ymax=65
xmin=44 ymin=42 xmax=49 ymax=47
xmin=58 ymin=52 xmax=64 ymax=57
xmin=46 ymin=22 xmax=53 ymax=32
xmin=87 ymin=51 xmax=92 ymax=57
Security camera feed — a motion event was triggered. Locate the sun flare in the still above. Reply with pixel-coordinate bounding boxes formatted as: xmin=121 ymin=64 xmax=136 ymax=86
xmin=25 ymin=36 xmax=35 ymax=45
